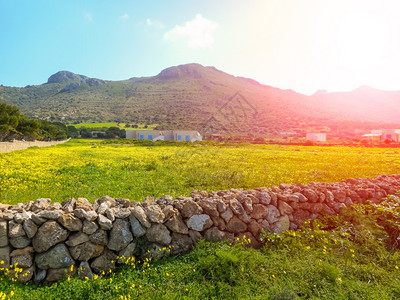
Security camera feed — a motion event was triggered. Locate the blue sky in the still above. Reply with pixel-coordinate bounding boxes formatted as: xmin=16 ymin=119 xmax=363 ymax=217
xmin=1 ymin=0 xmax=400 ymax=94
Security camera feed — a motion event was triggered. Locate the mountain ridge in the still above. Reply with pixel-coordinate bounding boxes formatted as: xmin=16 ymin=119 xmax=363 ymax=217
xmin=1 ymin=63 xmax=400 ymax=138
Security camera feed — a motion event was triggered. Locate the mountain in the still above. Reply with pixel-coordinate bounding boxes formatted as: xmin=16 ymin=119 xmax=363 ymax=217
xmin=0 ymin=63 xmax=399 ymax=138
xmin=311 ymin=86 xmax=400 ymax=124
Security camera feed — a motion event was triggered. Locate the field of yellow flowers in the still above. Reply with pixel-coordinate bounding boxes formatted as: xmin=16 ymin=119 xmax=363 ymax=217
xmin=2 ymin=139 xmax=400 ymax=299
xmin=1 ymin=139 xmax=400 ymax=205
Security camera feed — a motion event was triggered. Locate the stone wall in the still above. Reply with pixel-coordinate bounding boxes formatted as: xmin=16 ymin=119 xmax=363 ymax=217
xmin=0 ymin=139 xmax=70 ymax=154
xmin=1 ymin=174 xmax=400 ymax=283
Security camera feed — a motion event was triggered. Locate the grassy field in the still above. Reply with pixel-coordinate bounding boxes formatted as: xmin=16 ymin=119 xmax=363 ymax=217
xmin=1 ymin=140 xmax=400 ymax=299
xmin=1 ymin=139 xmax=400 ymax=205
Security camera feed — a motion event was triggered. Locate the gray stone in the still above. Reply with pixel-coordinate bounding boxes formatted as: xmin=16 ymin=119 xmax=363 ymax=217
xmin=220 ymin=208 xmax=233 ymax=223
xmin=84 ymin=210 xmax=98 ymax=222
xmin=108 ymin=219 xmax=133 ymax=251
xmin=129 ymin=215 xmax=146 ymax=237
xmin=69 ymin=241 xmax=98 ymax=261
xmin=278 ymin=200 xmax=294 ymax=215
xmin=66 ymin=232 xmax=89 ymax=247
xmin=131 ymin=206 xmax=151 ymax=228
xmin=186 ymin=214 xmax=213 ymax=231
xmin=89 ymin=229 xmax=108 ymax=245
xmin=0 ymin=246 xmax=10 ymax=268
xmin=32 ymin=221 xmax=69 ymax=253
xmin=271 ymin=215 xmax=290 ymax=234
xmin=105 ymin=208 xmax=115 ymax=222
xmin=57 ymin=213 xmax=83 ymax=231
xmin=23 ymin=219 xmax=38 ymax=238
xmin=251 ymin=204 xmax=269 ymax=219
xmin=114 ymin=207 xmax=131 ymax=219
xmin=266 ymin=205 xmax=280 ymax=223
xmin=34 ymin=268 xmax=47 ymax=283
xmin=145 ymin=205 xmax=165 ymax=223
xmin=226 ymin=215 xmax=247 ymax=233
xmin=180 ymin=200 xmax=203 ymax=219
xmin=11 ymin=252 xmax=33 ymax=268
xmin=204 ymin=227 xmax=233 ymax=242
xmin=0 ymin=221 xmax=7 ymax=247
xmin=97 ymin=214 xmax=112 ymax=230
xmin=8 ymin=220 xmax=26 ymax=238
xmin=117 ymin=243 xmax=136 ymax=264
xmin=198 ymin=199 xmax=219 ymax=217
xmin=32 ymin=198 xmax=51 ymax=211
xmin=35 ymin=243 xmax=75 ymax=269
xmin=165 ymin=213 xmax=189 ymax=234
xmin=61 ymin=198 xmax=76 ymax=213
xmin=170 ymin=232 xmax=193 ymax=254
xmin=31 ymin=214 xmax=46 ymax=225
xmin=91 ymin=248 xmax=117 ymax=273
xmin=9 ymin=235 xmax=31 ymax=248
xmin=75 ymin=198 xmax=93 ymax=211
xmin=14 ymin=212 xmax=32 ymax=224
xmin=229 ymin=199 xmax=246 ymax=215
xmin=37 ymin=210 xmax=63 ymax=220
xmin=45 ymin=267 xmax=76 ymax=282
xmin=188 ymin=230 xmax=202 ymax=243
xmin=82 ymin=220 xmax=98 ymax=234
xmin=146 ymin=224 xmax=171 ymax=245
xmin=78 ymin=261 xmax=93 ymax=279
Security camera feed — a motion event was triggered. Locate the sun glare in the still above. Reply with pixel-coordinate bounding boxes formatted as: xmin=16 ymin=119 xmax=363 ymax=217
xmin=334 ymin=11 xmax=390 ymax=72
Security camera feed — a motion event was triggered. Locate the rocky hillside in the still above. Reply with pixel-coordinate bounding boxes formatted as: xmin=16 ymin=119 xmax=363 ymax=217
xmin=1 ymin=64 xmax=399 ymax=138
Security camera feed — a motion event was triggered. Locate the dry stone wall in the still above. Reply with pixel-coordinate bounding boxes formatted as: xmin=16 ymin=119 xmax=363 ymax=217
xmin=1 ymin=174 xmax=400 ymax=283
xmin=0 ymin=139 xmax=70 ymax=154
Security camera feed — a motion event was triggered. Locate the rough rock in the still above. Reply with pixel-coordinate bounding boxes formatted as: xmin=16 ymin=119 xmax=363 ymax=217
xmin=75 ymin=198 xmax=93 ymax=211
xmin=131 ymin=206 xmax=151 ymax=228
xmin=35 ymin=243 xmax=75 ymax=269
xmin=204 ymin=227 xmax=233 ymax=242
xmin=146 ymin=224 xmax=171 ymax=245
xmin=8 ymin=220 xmax=26 ymax=238
xmin=9 ymin=236 xmax=31 ymax=248
xmin=278 ymin=200 xmax=294 ymax=215
xmin=107 ymin=219 xmax=133 ymax=251
xmin=180 ymin=200 xmax=203 ymax=218
xmin=170 ymin=232 xmax=193 ymax=254
xmin=91 ymin=248 xmax=117 ymax=273
xmin=117 ymin=243 xmax=136 ymax=264
xmin=165 ymin=213 xmax=189 ymax=234
xmin=89 ymin=229 xmax=108 ymax=245
xmin=78 ymin=261 xmax=93 ymax=279
xmin=58 ymin=213 xmax=83 ymax=231
xmin=97 ymin=214 xmax=112 ymax=230
xmin=198 ymin=199 xmax=219 ymax=217
xmin=0 ymin=246 xmax=10 ymax=268
xmin=145 ymin=205 xmax=165 ymax=223
xmin=251 ymin=204 xmax=269 ymax=219
xmin=226 ymin=215 xmax=247 ymax=233
xmin=186 ymin=214 xmax=213 ymax=231
xmin=82 ymin=220 xmax=99 ymax=235
xmin=0 ymin=221 xmax=7 ymax=247
xmin=271 ymin=215 xmax=290 ymax=234
xmin=32 ymin=221 xmax=69 ymax=253
xmin=65 ymin=232 xmax=89 ymax=247
xmin=23 ymin=219 xmax=38 ymax=238
xmin=129 ymin=215 xmax=146 ymax=237
xmin=69 ymin=241 xmax=99 ymax=261
xmin=32 ymin=198 xmax=51 ymax=211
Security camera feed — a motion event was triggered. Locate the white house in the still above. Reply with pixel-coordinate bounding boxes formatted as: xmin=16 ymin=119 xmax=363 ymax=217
xmin=126 ymin=130 xmax=202 ymax=142
xmin=306 ymin=133 xmax=326 ymax=142
xmin=363 ymin=129 xmax=400 ymax=142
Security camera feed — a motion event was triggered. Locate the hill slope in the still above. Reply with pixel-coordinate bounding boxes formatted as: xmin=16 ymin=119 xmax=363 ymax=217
xmin=1 ymin=64 xmax=399 ymax=138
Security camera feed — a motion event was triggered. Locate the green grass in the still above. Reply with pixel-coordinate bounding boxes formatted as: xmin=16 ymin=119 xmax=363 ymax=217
xmin=3 ymin=201 xmax=400 ymax=299
xmin=2 ymin=140 xmax=400 ymax=299
xmin=1 ymin=139 xmax=400 ymax=205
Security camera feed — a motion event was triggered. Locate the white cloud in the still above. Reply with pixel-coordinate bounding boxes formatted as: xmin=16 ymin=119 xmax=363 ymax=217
xmin=84 ymin=13 xmax=93 ymax=22
xmin=146 ymin=18 xmax=165 ymax=30
xmin=120 ymin=13 xmax=129 ymax=20
xmin=164 ymin=14 xmax=218 ymax=49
